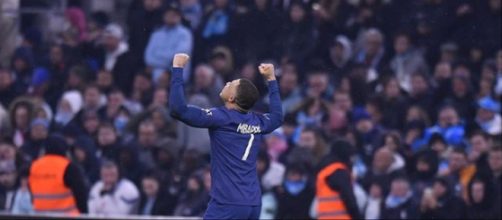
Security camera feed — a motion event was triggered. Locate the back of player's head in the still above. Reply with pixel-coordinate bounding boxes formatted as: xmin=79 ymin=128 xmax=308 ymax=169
xmin=236 ymin=79 xmax=259 ymax=111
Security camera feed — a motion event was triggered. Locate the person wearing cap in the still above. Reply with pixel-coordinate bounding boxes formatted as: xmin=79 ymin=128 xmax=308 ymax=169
xmin=475 ymin=96 xmax=501 ymax=135
xmin=315 ymin=139 xmax=361 ymax=219
xmin=102 ymin=23 xmax=129 ymax=72
xmin=145 ymin=3 xmax=193 ymax=81
xmin=28 ymin=134 xmax=88 ymax=215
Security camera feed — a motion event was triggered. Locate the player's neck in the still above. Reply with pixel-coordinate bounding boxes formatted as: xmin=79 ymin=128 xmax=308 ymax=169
xmin=225 ymin=102 xmax=247 ymax=113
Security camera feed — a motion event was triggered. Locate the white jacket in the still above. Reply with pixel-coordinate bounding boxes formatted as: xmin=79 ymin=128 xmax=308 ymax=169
xmin=88 ymin=179 xmax=140 ymax=216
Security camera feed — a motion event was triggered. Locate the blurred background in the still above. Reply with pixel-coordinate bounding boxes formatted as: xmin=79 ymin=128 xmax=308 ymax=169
xmin=0 ymin=0 xmax=501 ymax=219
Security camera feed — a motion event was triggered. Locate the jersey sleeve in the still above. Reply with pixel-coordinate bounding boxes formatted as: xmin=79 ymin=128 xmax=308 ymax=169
xmin=258 ymin=80 xmax=284 ymax=134
xmin=169 ymin=67 xmax=225 ymax=128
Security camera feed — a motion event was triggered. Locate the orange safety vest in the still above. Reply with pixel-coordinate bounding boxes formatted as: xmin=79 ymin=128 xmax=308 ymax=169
xmin=29 ymin=155 xmax=79 ymax=215
xmin=316 ymin=162 xmax=351 ymax=220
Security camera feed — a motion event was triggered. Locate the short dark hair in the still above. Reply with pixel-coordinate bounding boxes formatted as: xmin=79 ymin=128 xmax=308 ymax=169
xmin=452 ymin=148 xmax=467 ymax=158
xmin=236 ymin=79 xmax=259 ymax=111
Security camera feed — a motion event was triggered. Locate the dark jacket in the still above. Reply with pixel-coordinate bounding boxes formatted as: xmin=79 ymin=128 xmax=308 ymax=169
xmin=138 ymin=191 xmax=177 ymax=216
xmin=72 ymin=136 xmax=100 ymax=184
xmin=274 ymin=181 xmax=315 ymax=219
xmin=420 ymin=178 xmax=466 ymax=219
xmin=466 ymin=175 xmax=501 ymax=219
xmin=381 ymin=196 xmax=419 ymax=219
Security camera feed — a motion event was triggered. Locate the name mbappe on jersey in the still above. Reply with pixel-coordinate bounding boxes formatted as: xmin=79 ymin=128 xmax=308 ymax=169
xmin=236 ymin=123 xmax=261 ymax=134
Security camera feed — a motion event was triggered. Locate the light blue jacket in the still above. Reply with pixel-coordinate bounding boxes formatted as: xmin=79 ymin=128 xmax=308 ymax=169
xmin=145 ymin=25 xmax=193 ymax=81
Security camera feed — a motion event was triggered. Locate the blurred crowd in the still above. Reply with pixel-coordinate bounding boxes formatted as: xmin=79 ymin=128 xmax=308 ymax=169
xmin=0 ymin=0 xmax=501 ymax=219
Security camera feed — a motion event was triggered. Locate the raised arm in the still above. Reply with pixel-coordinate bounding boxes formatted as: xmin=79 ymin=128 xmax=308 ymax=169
xmin=168 ymin=54 xmax=222 ymax=128
xmin=259 ymin=64 xmax=284 ymax=133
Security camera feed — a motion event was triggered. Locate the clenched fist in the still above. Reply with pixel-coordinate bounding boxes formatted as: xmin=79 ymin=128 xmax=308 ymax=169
xmin=173 ymin=53 xmax=190 ymax=68
xmin=258 ymin=63 xmax=276 ymax=81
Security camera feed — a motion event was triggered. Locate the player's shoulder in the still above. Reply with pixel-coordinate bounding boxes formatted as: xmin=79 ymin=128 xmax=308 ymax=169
xmin=202 ymin=106 xmax=230 ymax=119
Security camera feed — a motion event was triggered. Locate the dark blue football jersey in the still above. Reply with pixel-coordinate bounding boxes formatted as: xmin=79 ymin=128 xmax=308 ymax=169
xmin=169 ymin=67 xmax=283 ymax=205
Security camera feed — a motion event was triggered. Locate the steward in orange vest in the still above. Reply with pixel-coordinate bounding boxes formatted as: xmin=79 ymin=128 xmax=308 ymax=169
xmin=28 ymin=135 xmax=88 ymax=215
xmin=316 ymin=140 xmax=361 ymax=220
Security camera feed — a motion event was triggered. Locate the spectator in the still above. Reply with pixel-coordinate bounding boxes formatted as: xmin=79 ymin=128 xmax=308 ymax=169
xmin=364 ymin=181 xmax=384 ymax=219
xmin=10 ymin=169 xmax=33 ymax=214
xmin=233 ymin=0 xmax=282 ymax=63
xmin=28 ymin=135 xmax=88 ymax=214
xmin=352 ymin=107 xmax=384 ymax=165
xmin=264 ymin=130 xmax=288 ymax=162
xmin=130 ymin=72 xmax=154 ymax=107
xmin=377 ymin=77 xmax=409 ymax=130
xmin=8 ymin=98 xmax=35 ymax=147
xmin=20 ymin=118 xmax=49 ymax=161
xmin=488 ymin=146 xmax=502 ymax=190
xmin=475 ymin=96 xmax=501 ymax=136
xmin=443 ymin=148 xmax=476 ymax=200
xmin=95 ymin=123 xmax=120 ymax=161
xmin=52 ymin=90 xmax=83 ymax=132
xmin=88 ymin=161 xmax=139 ymax=215
xmin=0 ymin=160 xmax=18 ymax=211
xmin=274 ymin=163 xmax=314 ymax=219
xmin=70 ymin=136 xmax=99 ymax=184
xmin=353 ymin=28 xmax=386 ymax=79
xmin=197 ymin=0 xmax=232 ymax=57
xmin=189 ymin=64 xmax=224 ymax=106
xmin=127 ymin=0 xmax=164 ymax=57
xmin=423 ymin=105 xmax=466 ymax=146
xmin=390 ymin=32 xmax=428 ymax=92
xmin=145 ymin=3 xmax=193 ymax=81
xmin=180 ymin=0 xmax=203 ymax=30
xmin=408 ymin=73 xmax=434 ymax=117
xmin=315 ymin=139 xmax=361 ymax=219
xmin=381 ymin=177 xmax=419 ymax=219
xmin=420 ymin=177 xmax=466 ymax=219
xmin=208 ymin=46 xmax=234 ymax=82
xmin=278 ymin=66 xmax=303 ymax=114
xmin=467 ymin=131 xmax=492 ymax=173
xmin=134 ymin=120 xmax=159 ymax=170
xmin=101 ymin=24 xmax=128 ymax=72
xmin=257 ymin=151 xmax=285 ymax=191
xmin=0 ymin=67 xmax=19 ymax=107
xmin=278 ymin=1 xmax=316 ymax=66
xmin=287 ymin=127 xmax=328 ymax=169
xmin=81 ymin=110 xmax=100 ymax=138
xmin=305 ymin=69 xmax=333 ymax=101
xmin=466 ymin=176 xmax=501 ymax=219
xmin=411 ymin=150 xmax=439 ymax=199
xmin=173 ymin=173 xmax=209 ymax=217
xmin=326 ymin=36 xmax=352 ymax=80
xmin=138 ymin=174 xmax=176 ymax=216
xmin=362 ymin=147 xmax=405 ymax=194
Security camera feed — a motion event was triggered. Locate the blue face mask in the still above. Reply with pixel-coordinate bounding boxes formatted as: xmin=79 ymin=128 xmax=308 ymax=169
xmin=284 ymin=179 xmax=307 ymax=195
xmin=114 ymin=116 xmax=129 ymax=134
xmin=55 ymin=111 xmax=73 ymax=125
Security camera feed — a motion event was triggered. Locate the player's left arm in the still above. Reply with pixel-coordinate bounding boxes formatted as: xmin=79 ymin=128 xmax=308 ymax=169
xmin=258 ymin=64 xmax=284 ymax=133
xmin=168 ymin=54 xmax=224 ymax=128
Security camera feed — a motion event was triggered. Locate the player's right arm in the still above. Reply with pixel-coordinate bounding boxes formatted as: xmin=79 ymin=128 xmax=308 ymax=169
xmin=169 ymin=54 xmax=223 ymax=128
xmin=258 ymin=64 xmax=284 ymax=133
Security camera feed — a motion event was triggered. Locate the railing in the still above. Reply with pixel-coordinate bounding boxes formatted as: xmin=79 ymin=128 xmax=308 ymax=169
xmin=0 ymin=213 xmax=201 ymax=220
